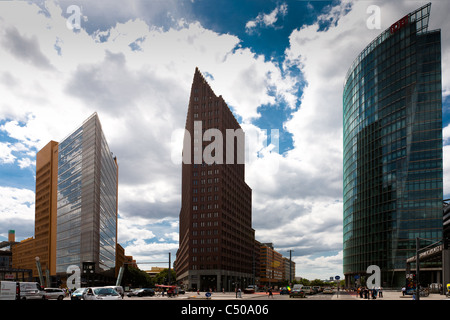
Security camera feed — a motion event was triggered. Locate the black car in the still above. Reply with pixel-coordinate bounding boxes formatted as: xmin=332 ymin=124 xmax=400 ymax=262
xmin=127 ymin=288 xmax=155 ymax=297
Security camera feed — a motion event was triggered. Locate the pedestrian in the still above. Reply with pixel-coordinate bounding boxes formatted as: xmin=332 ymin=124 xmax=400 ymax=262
xmin=268 ymin=287 xmax=273 ymax=298
xmin=238 ymin=288 xmax=242 ymax=298
xmin=378 ymin=287 xmax=383 ymax=298
xmin=402 ymin=286 xmax=406 ymax=296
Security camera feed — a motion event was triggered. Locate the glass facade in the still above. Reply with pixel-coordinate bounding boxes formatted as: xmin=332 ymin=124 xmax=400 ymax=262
xmin=343 ymin=3 xmax=442 ymax=286
xmin=56 ymin=113 xmax=118 ymax=275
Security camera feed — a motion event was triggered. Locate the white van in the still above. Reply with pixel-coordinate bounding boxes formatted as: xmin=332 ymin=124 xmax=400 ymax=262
xmin=18 ymin=282 xmax=44 ymax=300
xmin=0 ymin=281 xmax=16 ymax=300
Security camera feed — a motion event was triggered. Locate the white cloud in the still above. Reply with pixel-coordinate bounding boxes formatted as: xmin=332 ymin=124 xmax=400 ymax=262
xmin=246 ymin=3 xmax=288 ymax=34
xmin=0 ymin=142 xmax=16 ymax=164
xmin=0 ymin=186 xmax=35 ymax=240
xmin=1 ymin=0 xmax=450 ymax=280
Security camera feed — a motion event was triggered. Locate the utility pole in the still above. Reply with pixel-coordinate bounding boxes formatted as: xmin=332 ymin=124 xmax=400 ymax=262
xmin=287 ymin=250 xmax=294 ymax=284
xmin=168 ymin=252 xmax=171 ymax=285
xmin=416 ymin=238 xmax=420 ymax=301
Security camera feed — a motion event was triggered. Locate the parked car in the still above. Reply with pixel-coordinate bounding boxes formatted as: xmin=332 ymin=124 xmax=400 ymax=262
xmin=127 ymin=288 xmax=155 ymax=297
xmin=71 ymin=288 xmax=87 ymax=300
xmin=44 ymin=288 xmax=66 ymax=300
xmin=84 ymin=287 xmax=122 ymax=300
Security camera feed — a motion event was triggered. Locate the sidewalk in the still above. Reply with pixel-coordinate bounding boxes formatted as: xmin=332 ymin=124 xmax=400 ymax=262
xmin=332 ymin=290 xmax=447 ymax=300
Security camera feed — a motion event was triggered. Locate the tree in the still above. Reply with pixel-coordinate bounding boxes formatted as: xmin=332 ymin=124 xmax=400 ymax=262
xmin=154 ymin=268 xmax=176 ymax=285
xmin=122 ymin=266 xmax=153 ymax=288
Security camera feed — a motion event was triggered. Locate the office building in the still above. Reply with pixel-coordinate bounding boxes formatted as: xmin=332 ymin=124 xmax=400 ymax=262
xmin=56 ymin=113 xmax=119 ymax=279
xmin=176 ymin=68 xmax=254 ymax=291
xmin=343 ymin=3 xmax=443 ymax=287
xmin=259 ymin=243 xmax=283 ymax=287
xmin=12 ymin=141 xmax=59 ymax=280
xmin=12 ymin=113 xmax=119 ymax=285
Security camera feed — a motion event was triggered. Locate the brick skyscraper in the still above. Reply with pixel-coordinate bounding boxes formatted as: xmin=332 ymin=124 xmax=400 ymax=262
xmin=176 ymin=68 xmax=254 ymax=291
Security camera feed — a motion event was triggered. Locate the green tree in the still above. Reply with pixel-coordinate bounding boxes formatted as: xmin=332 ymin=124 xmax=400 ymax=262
xmin=122 ymin=266 xmax=153 ymax=288
xmin=154 ymin=268 xmax=177 ymax=285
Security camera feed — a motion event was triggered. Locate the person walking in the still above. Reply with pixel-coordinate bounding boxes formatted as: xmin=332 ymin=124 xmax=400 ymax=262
xmin=268 ymin=287 xmax=273 ymax=298
xmin=378 ymin=287 xmax=383 ymax=298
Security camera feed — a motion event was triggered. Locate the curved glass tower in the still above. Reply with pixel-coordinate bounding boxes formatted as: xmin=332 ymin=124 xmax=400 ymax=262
xmin=343 ymin=3 xmax=442 ymax=287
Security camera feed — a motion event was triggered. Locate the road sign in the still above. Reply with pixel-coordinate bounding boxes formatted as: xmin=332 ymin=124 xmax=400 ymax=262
xmin=335 ymin=276 xmax=340 ymax=280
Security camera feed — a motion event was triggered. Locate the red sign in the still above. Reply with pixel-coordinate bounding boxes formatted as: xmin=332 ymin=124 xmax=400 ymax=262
xmin=390 ymin=15 xmax=409 ymax=34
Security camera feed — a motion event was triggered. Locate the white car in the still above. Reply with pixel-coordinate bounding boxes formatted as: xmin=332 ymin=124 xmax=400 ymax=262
xmin=104 ymin=286 xmax=124 ymax=298
xmin=84 ymin=287 xmax=122 ymax=300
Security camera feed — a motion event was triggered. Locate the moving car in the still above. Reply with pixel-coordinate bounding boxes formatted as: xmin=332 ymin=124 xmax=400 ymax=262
xmin=84 ymin=287 xmax=122 ymax=300
xmin=279 ymin=287 xmax=290 ymax=295
xmin=105 ymin=286 xmax=124 ymax=298
xmin=127 ymin=288 xmax=155 ymax=297
xmin=71 ymin=288 xmax=87 ymax=300
xmin=289 ymin=288 xmax=305 ymax=298
xmin=301 ymin=286 xmax=314 ymax=295
xmin=243 ymin=286 xmax=255 ymax=294
xmin=44 ymin=288 xmax=66 ymax=300
xmin=323 ymin=287 xmax=334 ymax=294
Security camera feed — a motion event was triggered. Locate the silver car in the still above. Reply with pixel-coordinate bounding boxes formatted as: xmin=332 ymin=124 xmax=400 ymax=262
xmin=84 ymin=287 xmax=122 ymax=300
xmin=44 ymin=288 xmax=66 ymax=300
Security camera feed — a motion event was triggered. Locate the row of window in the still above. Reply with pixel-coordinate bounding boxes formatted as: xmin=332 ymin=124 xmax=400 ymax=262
xmin=193 ymin=169 xmax=220 ymax=176
xmin=192 ymin=221 xmax=219 ymax=228
xmin=192 ymin=195 xmax=219 ymax=202
xmin=193 ymin=178 xmax=220 ymax=185
xmin=192 ymin=204 xmax=219 ymax=211
xmin=193 ymin=186 xmax=219 ymax=193
xmin=193 ymin=212 xmax=219 ymax=219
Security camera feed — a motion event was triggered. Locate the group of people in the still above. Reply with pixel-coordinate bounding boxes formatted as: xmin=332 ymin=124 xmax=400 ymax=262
xmin=357 ymin=286 xmax=383 ymax=299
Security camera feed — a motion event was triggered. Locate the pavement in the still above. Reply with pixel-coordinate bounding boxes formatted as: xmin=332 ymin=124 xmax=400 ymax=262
xmin=331 ymin=290 xmax=447 ymax=300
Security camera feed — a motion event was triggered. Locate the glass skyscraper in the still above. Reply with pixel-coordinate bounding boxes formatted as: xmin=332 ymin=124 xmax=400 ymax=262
xmin=343 ymin=3 xmax=443 ymax=287
xmin=56 ymin=113 xmax=118 ymax=277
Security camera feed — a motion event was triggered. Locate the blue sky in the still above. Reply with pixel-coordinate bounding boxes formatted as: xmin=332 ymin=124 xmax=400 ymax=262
xmin=1 ymin=0 xmax=450 ymax=280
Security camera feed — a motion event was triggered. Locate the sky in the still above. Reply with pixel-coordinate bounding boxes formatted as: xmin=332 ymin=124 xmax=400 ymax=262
xmin=0 ymin=0 xmax=450 ymax=281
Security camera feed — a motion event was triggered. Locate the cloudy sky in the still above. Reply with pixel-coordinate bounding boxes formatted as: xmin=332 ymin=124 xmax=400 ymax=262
xmin=1 ymin=0 xmax=449 ymax=280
